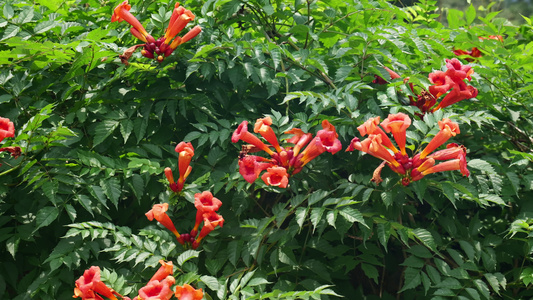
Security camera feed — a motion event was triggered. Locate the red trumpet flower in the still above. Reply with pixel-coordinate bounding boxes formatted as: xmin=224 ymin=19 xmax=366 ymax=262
xmin=347 ymin=114 xmax=469 ymax=186
xmin=232 ymin=117 xmax=342 ymax=187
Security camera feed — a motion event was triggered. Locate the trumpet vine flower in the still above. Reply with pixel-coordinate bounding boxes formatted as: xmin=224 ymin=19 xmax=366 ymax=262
xmin=145 ymin=203 xmax=182 ymax=243
xmin=347 ymin=114 xmax=469 ymax=186
xmin=146 ymin=191 xmax=223 ymax=249
xmin=175 ymin=284 xmax=204 ymax=300
xmin=191 ymin=191 xmax=223 ymax=236
xmin=232 ymin=117 xmax=342 ymax=187
xmin=175 ymin=141 xmax=194 ymax=191
xmin=149 ymin=260 xmax=174 ymax=282
xmin=192 ymin=211 xmax=224 ymax=250
xmin=74 ymin=266 xmax=121 ymax=300
xmin=165 ymin=141 xmax=195 ymax=193
xmin=112 ymin=1 xmax=202 ymax=63
xmin=261 ymin=166 xmax=289 ymax=188
xmin=453 ymin=35 xmax=503 ymax=61
xmin=135 ymin=276 xmax=175 ymax=300
xmin=373 ymin=60 xmax=478 ymax=114
xmin=0 ymin=117 xmax=15 ymax=143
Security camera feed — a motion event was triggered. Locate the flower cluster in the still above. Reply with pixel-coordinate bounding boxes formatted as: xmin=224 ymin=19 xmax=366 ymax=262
xmin=133 ymin=260 xmax=175 ymax=300
xmin=165 ymin=142 xmax=194 ymax=192
xmin=74 ymin=266 xmax=122 ymax=300
xmin=75 ymin=263 xmax=203 ymax=300
xmin=418 ymin=58 xmax=478 ymax=113
xmin=372 ymin=59 xmax=478 ymax=115
xmin=112 ymin=1 xmax=202 ymax=63
xmin=453 ymin=35 xmax=503 ymax=62
xmin=145 ymin=191 xmax=223 ymax=249
xmin=231 ymin=117 xmax=342 ymax=188
xmin=0 ymin=117 xmax=20 ymax=165
xmin=347 ymin=113 xmax=470 ymax=186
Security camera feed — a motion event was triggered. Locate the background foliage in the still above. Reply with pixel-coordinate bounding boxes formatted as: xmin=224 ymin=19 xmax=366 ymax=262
xmin=1 ymin=0 xmax=533 ymax=299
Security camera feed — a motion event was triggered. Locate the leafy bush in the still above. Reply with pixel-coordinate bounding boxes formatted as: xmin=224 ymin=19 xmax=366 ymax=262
xmin=1 ymin=0 xmax=532 ymax=299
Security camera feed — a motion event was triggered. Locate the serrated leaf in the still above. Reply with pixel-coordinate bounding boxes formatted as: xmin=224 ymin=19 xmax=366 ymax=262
xmin=361 ymin=263 xmax=379 ymax=284
xmin=474 ymin=279 xmax=490 ymax=300
xmin=100 ymin=178 xmax=121 ymax=209
xmin=310 ymin=207 xmax=325 ymax=232
xmin=1 ymin=25 xmax=21 ymax=41
xmin=401 ymin=256 xmax=425 ymax=268
xmin=294 ymin=207 xmax=307 ymax=230
xmin=3 ymin=5 xmax=14 ymax=20
xmin=466 ymin=4 xmax=476 ymax=25
xmin=308 ymin=190 xmax=330 ymax=205
xmin=129 ymin=174 xmax=144 ymax=200
xmin=484 ymin=273 xmax=505 ymax=295
xmin=377 ymin=222 xmax=391 ymax=250
xmin=381 ymin=191 xmax=393 ymax=207
xmin=465 ymin=287 xmax=481 ymax=300
xmin=200 ymin=275 xmax=220 ymax=290
xmin=34 ymin=206 xmax=59 ymax=232
xmin=468 ymin=159 xmax=495 ymax=174
xmin=400 ymin=267 xmax=421 ymax=292
xmin=177 ymin=250 xmax=200 ymax=266
xmin=426 ymin=265 xmax=441 ymax=284
xmin=120 ymin=119 xmax=133 ymax=143
xmin=411 ymin=228 xmax=437 ymax=251
xmin=93 ymin=120 xmax=119 ymax=147
xmin=339 ymin=207 xmax=368 ymax=228
xmin=6 ymin=236 xmax=20 ymax=258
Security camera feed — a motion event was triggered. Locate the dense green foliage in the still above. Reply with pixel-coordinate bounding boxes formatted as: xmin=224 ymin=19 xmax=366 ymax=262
xmin=1 ymin=0 xmax=533 ymax=299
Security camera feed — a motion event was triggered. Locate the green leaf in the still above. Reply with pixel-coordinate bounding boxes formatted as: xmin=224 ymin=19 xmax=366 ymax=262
xmin=339 ymin=207 xmax=368 ymax=228
xmin=465 ymin=287 xmax=481 ymax=300
xmin=446 ymin=9 xmax=464 ymax=29
xmin=221 ymin=0 xmax=242 ymax=18
xmin=310 ymin=207 xmax=325 ymax=232
xmin=200 ymin=275 xmax=220 ymax=291
xmin=466 ymin=4 xmax=476 ymax=25
xmin=474 ymin=279 xmax=490 ymax=300
xmin=93 ymin=120 xmax=119 ymax=147
xmin=520 ymin=267 xmax=533 ymax=286
xmin=120 ymin=120 xmax=133 ymax=143
xmin=407 ymin=245 xmax=433 ymax=258
xmin=34 ymin=206 xmax=59 ymax=232
xmin=411 ymin=228 xmax=437 ymax=252
xmin=3 ymin=4 xmax=14 ymax=19
xmin=335 ymin=66 xmax=353 ymax=83
xmin=484 ymin=273 xmax=505 ymax=295
xmin=426 ymin=265 xmax=441 ymax=284
xmin=129 ymin=174 xmax=145 ymax=200
xmin=6 ymin=236 xmax=20 ymax=258
xmin=1 ymin=25 xmax=21 ymax=41
xmin=177 ymin=250 xmax=200 ymax=266
xmin=294 ymin=207 xmax=307 ymax=230
xmin=468 ymin=159 xmax=495 ymax=174
xmin=14 ymin=7 xmax=34 ymax=25
xmin=361 ymin=263 xmax=379 ymax=284
xmin=101 ymin=178 xmax=121 ymax=209
xmin=401 ymin=256 xmax=425 ymax=268
xmin=400 ymin=267 xmax=421 ymax=292
xmin=377 ymin=222 xmax=391 ymax=250
xmin=380 ymin=191 xmax=393 ymax=207
xmin=308 ymin=190 xmax=330 ymax=205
